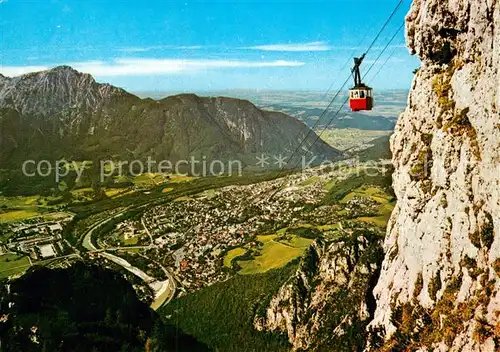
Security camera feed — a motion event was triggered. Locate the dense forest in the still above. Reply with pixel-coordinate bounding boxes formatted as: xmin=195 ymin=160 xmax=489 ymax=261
xmin=0 ymin=263 xmax=209 ymax=351
xmin=162 ymin=262 xmax=298 ymax=352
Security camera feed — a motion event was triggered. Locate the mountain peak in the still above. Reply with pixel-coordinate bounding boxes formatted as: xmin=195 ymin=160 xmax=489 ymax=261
xmin=18 ymin=65 xmax=84 ymax=80
xmin=44 ymin=65 xmax=86 ymax=78
xmin=49 ymin=65 xmax=78 ymax=72
xmin=0 ymin=65 xmax=136 ymax=117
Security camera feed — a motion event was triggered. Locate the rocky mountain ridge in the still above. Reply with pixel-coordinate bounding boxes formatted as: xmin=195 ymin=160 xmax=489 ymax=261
xmin=0 ymin=66 xmax=340 ymax=170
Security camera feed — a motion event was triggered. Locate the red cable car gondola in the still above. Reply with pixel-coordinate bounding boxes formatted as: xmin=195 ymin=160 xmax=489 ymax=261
xmin=349 ymin=54 xmax=373 ymax=112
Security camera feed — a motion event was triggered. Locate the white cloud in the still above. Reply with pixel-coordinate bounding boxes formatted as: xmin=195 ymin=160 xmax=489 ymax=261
xmin=0 ymin=59 xmax=305 ymax=77
xmin=0 ymin=65 xmax=49 ymax=76
xmin=246 ymin=41 xmax=332 ymax=52
xmin=117 ymin=45 xmax=203 ymax=52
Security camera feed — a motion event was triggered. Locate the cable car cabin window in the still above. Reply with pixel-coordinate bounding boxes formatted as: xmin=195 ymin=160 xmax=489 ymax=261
xmin=350 ymin=89 xmax=371 ymax=99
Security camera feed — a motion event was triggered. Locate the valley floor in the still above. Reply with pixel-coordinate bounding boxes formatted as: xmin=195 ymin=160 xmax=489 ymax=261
xmin=0 ymin=159 xmax=394 ymax=351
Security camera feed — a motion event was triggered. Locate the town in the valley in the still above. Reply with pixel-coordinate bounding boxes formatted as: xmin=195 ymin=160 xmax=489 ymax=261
xmin=0 ymin=160 xmax=394 ymax=307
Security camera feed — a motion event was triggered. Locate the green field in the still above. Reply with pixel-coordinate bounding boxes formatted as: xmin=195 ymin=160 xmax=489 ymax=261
xmin=339 ymin=186 xmax=395 ymax=228
xmin=228 ymin=234 xmax=313 ymax=275
xmin=131 ymin=173 xmax=195 ymax=187
xmin=131 ymin=173 xmax=165 ymax=187
xmin=318 ymin=128 xmax=392 ymax=151
xmin=166 ymin=174 xmax=195 ymax=183
xmin=198 ymin=189 xmax=217 ymax=198
xmin=119 ymin=234 xmax=139 ymax=246
xmin=317 ymin=223 xmax=340 ymax=231
xmin=71 ymin=187 xmax=94 ymax=200
xmin=299 ymin=176 xmax=321 ymax=186
xmin=0 ymin=195 xmax=64 ymax=223
xmin=0 ymin=210 xmax=40 ymax=223
xmin=0 ymin=254 xmax=31 ymax=278
xmin=174 ymin=196 xmax=192 ymax=202
xmin=324 ymin=179 xmax=337 ymax=191
xmin=223 ymin=247 xmax=247 ymax=268
xmin=0 ymin=171 xmax=196 ymax=211
xmin=357 ymin=215 xmax=392 ymax=227
xmin=340 ymin=186 xmax=393 ymax=204
xmin=104 ymin=188 xmax=131 ymax=198
xmin=39 ymin=212 xmax=72 ymax=221
xmin=0 ymin=207 xmax=69 ymax=223
xmin=286 ymin=235 xmax=314 ymax=248
xmin=0 ymin=195 xmax=61 ymax=209
xmin=72 ymin=187 xmax=135 ymax=201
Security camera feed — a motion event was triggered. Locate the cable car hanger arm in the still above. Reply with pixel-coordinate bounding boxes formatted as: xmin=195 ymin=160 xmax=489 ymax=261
xmin=351 ymin=53 xmax=366 ymax=87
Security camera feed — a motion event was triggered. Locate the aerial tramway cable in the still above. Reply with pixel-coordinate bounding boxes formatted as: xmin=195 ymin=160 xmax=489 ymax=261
xmin=367 ymin=35 xmax=406 ymax=85
xmin=278 ymin=0 xmax=406 ymax=175
xmin=274 ymin=0 xmax=406 ymax=178
xmin=322 ymin=29 xmax=372 ymax=100
xmin=282 ymin=31 xmax=373 ymax=173
xmin=300 ymin=22 xmax=406 ymax=168
xmin=362 ymin=0 xmax=404 ymax=55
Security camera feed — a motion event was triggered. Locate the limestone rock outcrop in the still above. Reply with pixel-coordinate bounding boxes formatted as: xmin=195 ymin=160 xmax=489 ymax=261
xmin=370 ymin=0 xmax=499 ymax=350
xmin=255 ymin=228 xmax=384 ymax=351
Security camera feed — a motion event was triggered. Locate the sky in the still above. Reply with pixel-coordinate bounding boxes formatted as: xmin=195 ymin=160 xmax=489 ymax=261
xmin=0 ymin=0 xmax=420 ymax=92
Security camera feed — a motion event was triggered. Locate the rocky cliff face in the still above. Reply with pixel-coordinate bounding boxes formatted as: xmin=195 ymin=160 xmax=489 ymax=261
xmin=254 ymin=227 xmax=384 ymax=351
xmin=370 ymin=0 xmax=499 ymax=350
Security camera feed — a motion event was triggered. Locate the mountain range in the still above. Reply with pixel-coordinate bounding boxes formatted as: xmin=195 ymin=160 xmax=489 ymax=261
xmin=0 ymin=66 xmax=340 ymax=170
